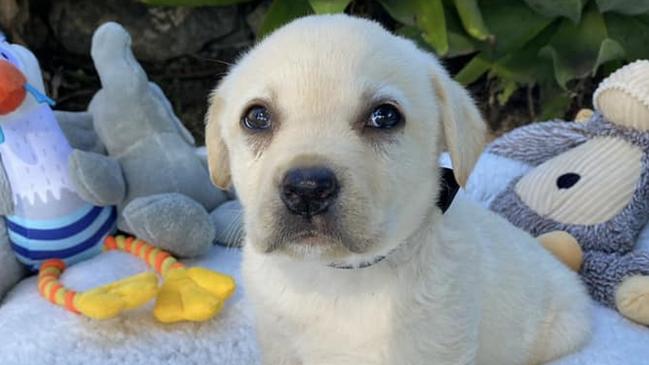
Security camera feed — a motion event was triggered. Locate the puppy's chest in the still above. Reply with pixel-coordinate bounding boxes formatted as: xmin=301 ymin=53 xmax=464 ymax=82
xmin=246 ymin=262 xmax=460 ymax=362
xmin=275 ymin=280 xmax=395 ymax=344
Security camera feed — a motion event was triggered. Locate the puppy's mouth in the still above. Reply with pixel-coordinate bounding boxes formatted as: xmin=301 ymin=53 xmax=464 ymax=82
xmin=265 ymin=214 xmax=345 ymax=253
xmin=260 ymin=206 xmax=377 ymax=259
xmin=291 ymin=230 xmax=334 ymax=244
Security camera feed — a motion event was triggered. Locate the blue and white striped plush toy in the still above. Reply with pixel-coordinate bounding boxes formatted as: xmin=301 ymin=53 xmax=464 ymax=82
xmin=0 ymin=34 xmax=235 ymax=322
xmin=0 ymin=36 xmax=117 ymax=270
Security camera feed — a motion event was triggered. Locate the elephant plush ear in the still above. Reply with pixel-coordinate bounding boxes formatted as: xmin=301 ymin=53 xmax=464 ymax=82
xmin=488 ymin=120 xmax=590 ymax=167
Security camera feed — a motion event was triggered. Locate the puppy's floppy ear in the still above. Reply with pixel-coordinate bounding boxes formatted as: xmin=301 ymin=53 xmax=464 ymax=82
xmin=205 ymin=92 xmax=231 ymax=189
xmin=430 ymin=60 xmax=486 ymax=186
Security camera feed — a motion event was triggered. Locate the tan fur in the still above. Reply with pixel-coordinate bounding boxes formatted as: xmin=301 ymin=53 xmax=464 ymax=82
xmin=430 ymin=61 xmax=486 ymax=186
xmin=206 ymin=15 xmax=591 ymax=365
xmin=205 ymin=94 xmax=231 ymax=189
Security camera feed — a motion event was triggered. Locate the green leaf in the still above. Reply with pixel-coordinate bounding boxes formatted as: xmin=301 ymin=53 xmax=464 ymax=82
xmin=447 ymin=30 xmax=477 ymax=57
xmin=140 ymin=0 xmax=249 ymax=5
xmin=539 ymin=4 xmax=608 ymax=88
xmin=478 ymin=0 xmax=555 ymax=58
xmin=396 ymin=25 xmax=435 ymax=51
xmin=496 ymin=78 xmax=519 ymax=105
xmin=417 ymin=0 xmax=449 ymax=56
xmin=635 ymin=12 xmax=649 ymax=24
xmin=379 ymin=0 xmax=449 ymax=56
xmin=444 ymin=4 xmax=479 ymax=56
xmin=523 ymin=0 xmax=584 ymax=23
xmin=595 ymin=0 xmax=649 ymax=15
xmin=593 ymin=38 xmax=625 ymax=73
xmin=538 ymin=46 xmax=567 ymax=88
xmin=259 ymin=0 xmax=313 ymax=37
xmin=453 ymin=0 xmax=493 ymax=41
xmin=488 ymin=20 xmax=558 ymax=85
xmin=379 ymin=0 xmax=448 ymax=55
xmin=540 ymin=83 xmax=572 ymax=119
xmin=377 ymin=0 xmax=417 ymax=26
xmin=308 ymin=0 xmax=351 ymax=14
xmin=605 ymin=13 xmax=649 ymax=60
xmin=599 ymin=59 xmax=625 ymax=75
xmin=398 ymin=23 xmax=475 ymax=57
xmin=455 ymin=55 xmax=491 ymax=85
xmin=481 ymin=22 xmax=556 ymax=108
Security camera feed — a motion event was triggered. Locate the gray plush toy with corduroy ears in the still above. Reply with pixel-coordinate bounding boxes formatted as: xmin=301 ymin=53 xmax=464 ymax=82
xmin=487 ymin=60 xmax=649 ymax=326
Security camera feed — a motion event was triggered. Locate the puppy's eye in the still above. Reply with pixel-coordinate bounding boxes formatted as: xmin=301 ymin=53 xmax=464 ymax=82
xmin=242 ymin=105 xmax=271 ymax=131
xmin=367 ymin=104 xmax=402 ymax=129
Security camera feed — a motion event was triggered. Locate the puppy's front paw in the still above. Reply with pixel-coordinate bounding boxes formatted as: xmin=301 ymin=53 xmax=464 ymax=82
xmin=616 ymin=275 xmax=649 ymax=325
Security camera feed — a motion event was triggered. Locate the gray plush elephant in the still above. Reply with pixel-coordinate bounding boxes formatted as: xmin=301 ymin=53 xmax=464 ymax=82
xmin=488 ymin=60 xmax=649 ymax=325
xmin=68 ymin=22 xmax=244 ymax=257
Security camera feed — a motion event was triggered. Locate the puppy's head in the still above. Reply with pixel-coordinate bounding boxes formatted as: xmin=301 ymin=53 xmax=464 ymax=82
xmin=206 ymin=15 xmax=485 ymax=265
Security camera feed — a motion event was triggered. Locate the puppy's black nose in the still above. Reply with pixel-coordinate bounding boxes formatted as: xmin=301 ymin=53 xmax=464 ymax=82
xmin=281 ymin=167 xmax=339 ymax=218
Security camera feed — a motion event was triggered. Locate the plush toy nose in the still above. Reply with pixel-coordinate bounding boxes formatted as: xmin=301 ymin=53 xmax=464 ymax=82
xmin=0 ymin=59 xmax=27 ymax=115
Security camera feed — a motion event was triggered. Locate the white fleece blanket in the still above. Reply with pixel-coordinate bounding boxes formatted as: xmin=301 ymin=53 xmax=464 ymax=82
xmin=0 ymin=152 xmax=647 ymax=365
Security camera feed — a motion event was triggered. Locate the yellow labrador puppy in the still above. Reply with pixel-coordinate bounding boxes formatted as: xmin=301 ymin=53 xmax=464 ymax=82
xmin=205 ymin=14 xmax=591 ymax=365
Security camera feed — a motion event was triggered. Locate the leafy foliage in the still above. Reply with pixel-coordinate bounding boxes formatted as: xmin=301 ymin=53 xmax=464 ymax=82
xmin=141 ymin=0 xmax=250 ymax=6
xmin=143 ymin=0 xmax=649 ymax=119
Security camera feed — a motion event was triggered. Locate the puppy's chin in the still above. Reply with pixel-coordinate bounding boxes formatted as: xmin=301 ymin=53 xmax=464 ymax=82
xmin=258 ymin=222 xmax=352 ymax=260
xmin=267 ymin=233 xmax=401 ymax=270
xmin=262 ymin=233 xmax=392 ymax=268
xmin=275 ymin=232 xmax=349 ymax=260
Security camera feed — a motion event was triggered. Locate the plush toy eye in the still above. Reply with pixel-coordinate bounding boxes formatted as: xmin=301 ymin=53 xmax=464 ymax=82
xmin=367 ymin=103 xmax=403 ymax=129
xmin=0 ymin=50 xmax=17 ymax=66
xmin=556 ymin=173 xmax=580 ymax=189
xmin=241 ymin=105 xmax=272 ymax=131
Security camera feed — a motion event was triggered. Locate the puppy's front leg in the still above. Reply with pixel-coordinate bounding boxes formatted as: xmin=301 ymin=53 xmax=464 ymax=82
xmin=256 ymin=315 xmax=302 ymax=365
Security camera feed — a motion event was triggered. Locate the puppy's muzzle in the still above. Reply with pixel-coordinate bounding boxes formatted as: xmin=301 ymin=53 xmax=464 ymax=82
xmin=280 ymin=166 xmax=339 ymax=218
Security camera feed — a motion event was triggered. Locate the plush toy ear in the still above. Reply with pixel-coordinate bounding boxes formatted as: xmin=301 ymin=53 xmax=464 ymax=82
xmin=488 ymin=120 xmax=589 ymax=166
xmin=431 ymin=61 xmax=486 ymax=186
xmin=205 ymin=93 xmax=231 ymax=189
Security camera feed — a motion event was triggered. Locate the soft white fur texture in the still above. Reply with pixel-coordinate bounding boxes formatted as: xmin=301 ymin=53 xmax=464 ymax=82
xmin=206 ymin=15 xmax=591 ymax=365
